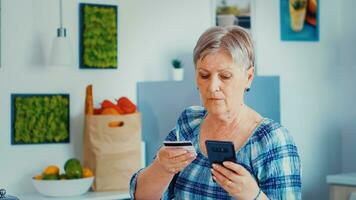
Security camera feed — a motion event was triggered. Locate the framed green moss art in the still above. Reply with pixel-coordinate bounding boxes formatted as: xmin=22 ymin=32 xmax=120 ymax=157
xmin=11 ymin=94 xmax=70 ymax=145
xmin=79 ymin=3 xmax=118 ymax=69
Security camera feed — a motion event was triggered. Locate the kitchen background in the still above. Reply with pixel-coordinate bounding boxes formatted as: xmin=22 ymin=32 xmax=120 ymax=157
xmin=0 ymin=0 xmax=356 ymax=199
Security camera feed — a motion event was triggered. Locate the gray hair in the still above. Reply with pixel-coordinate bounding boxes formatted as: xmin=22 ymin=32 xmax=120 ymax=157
xmin=193 ymin=26 xmax=254 ymax=72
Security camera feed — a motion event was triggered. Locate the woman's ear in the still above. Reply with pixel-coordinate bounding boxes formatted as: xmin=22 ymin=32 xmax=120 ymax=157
xmin=246 ymin=67 xmax=255 ymax=88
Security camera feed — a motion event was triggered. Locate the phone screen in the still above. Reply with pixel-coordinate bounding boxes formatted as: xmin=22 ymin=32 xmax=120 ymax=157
xmin=205 ymin=140 xmax=236 ymax=166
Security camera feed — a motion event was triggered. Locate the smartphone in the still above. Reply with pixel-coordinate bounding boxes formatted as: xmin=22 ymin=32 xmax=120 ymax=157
xmin=163 ymin=141 xmax=196 ymax=155
xmin=205 ymin=140 xmax=236 ymax=166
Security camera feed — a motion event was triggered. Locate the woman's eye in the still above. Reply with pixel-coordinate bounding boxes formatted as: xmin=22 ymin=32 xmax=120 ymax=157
xmin=220 ymin=73 xmax=232 ymax=80
xmin=199 ymin=73 xmax=210 ymax=79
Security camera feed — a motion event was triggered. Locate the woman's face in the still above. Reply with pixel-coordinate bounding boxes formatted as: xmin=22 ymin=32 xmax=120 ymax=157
xmin=196 ymin=51 xmax=254 ymax=117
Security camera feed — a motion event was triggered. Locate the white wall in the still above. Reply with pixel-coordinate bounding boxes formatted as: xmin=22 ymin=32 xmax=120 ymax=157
xmin=0 ymin=0 xmax=211 ymax=195
xmin=338 ymin=0 xmax=356 ymax=173
xmin=254 ymin=0 xmax=342 ymax=199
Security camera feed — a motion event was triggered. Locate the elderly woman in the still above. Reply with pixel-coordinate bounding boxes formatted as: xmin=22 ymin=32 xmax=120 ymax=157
xmin=130 ymin=26 xmax=301 ymax=200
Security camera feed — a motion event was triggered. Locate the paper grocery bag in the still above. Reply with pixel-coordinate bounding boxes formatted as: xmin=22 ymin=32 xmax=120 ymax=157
xmin=83 ymin=112 xmax=142 ymax=192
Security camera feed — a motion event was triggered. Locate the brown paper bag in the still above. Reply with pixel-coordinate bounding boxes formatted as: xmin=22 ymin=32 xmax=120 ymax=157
xmin=83 ymin=112 xmax=142 ymax=192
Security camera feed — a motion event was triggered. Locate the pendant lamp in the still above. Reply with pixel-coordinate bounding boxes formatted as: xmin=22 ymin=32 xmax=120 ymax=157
xmin=49 ymin=0 xmax=73 ymax=66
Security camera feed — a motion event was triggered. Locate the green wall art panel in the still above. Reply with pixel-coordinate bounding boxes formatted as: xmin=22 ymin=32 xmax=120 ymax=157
xmin=79 ymin=3 xmax=118 ymax=69
xmin=11 ymin=94 xmax=70 ymax=145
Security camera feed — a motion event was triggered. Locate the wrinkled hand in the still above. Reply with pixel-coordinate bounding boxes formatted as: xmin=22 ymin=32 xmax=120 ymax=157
xmin=211 ymin=161 xmax=260 ymax=200
xmin=156 ymin=147 xmax=196 ymax=175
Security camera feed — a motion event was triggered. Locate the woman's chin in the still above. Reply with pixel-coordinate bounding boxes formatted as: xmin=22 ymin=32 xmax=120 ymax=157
xmin=206 ymin=107 xmax=226 ymax=116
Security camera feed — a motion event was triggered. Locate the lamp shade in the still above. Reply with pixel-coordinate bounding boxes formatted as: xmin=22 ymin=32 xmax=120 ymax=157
xmin=50 ymin=36 xmax=73 ymax=66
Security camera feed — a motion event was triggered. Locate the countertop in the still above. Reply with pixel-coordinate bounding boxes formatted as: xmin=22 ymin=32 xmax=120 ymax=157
xmin=327 ymin=173 xmax=356 ymax=186
xmin=16 ymin=191 xmax=130 ymax=200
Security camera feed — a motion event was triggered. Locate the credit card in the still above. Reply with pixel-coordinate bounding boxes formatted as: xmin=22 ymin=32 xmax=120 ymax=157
xmin=163 ymin=141 xmax=196 ymax=155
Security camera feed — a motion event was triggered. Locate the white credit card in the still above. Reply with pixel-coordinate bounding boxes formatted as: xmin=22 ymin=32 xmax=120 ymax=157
xmin=163 ymin=141 xmax=196 ymax=155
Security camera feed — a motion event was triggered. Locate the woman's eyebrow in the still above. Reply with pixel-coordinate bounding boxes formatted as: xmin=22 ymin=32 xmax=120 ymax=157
xmin=197 ymin=65 xmax=233 ymax=71
xmin=196 ymin=68 xmax=209 ymax=72
xmin=217 ymin=66 xmax=234 ymax=72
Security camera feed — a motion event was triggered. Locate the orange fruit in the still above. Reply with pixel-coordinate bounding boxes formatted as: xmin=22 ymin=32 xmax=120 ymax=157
xmin=83 ymin=167 xmax=94 ymax=178
xmin=308 ymin=0 xmax=317 ymax=14
xmin=101 ymin=107 xmax=120 ymax=115
xmin=306 ymin=15 xmax=316 ymax=26
xmin=43 ymin=165 xmax=60 ymax=176
xmin=33 ymin=174 xmax=42 ymax=180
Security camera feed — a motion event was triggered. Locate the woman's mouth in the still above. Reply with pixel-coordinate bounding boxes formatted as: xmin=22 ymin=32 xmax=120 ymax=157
xmin=208 ymin=98 xmax=223 ymax=100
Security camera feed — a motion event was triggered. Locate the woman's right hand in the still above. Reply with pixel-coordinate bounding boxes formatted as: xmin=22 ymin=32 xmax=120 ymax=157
xmin=156 ymin=147 xmax=196 ymax=175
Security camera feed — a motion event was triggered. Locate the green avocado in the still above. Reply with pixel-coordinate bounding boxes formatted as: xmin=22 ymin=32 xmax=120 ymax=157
xmin=64 ymin=158 xmax=83 ymax=179
xmin=64 ymin=158 xmax=81 ymax=170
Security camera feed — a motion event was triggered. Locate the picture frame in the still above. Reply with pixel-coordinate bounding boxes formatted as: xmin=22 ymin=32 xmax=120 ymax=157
xmin=79 ymin=3 xmax=118 ymax=69
xmin=215 ymin=0 xmax=251 ymax=29
xmin=280 ymin=0 xmax=319 ymax=41
xmin=11 ymin=94 xmax=70 ymax=145
xmin=212 ymin=0 xmax=258 ymax=73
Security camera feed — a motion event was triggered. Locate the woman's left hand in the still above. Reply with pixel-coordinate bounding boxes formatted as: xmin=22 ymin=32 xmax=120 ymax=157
xmin=211 ymin=161 xmax=261 ymax=200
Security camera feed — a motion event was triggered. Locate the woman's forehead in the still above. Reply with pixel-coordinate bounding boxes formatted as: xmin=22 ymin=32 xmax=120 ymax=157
xmin=196 ymin=52 xmax=236 ymax=71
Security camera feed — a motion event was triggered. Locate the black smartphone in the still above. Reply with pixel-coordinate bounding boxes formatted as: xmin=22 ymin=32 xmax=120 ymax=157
xmin=205 ymin=140 xmax=236 ymax=166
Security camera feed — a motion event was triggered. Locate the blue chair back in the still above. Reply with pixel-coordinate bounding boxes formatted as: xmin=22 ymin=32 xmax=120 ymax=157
xmin=137 ymin=76 xmax=280 ymax=164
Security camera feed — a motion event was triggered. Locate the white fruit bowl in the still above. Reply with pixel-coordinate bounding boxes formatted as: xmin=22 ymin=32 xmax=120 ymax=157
xmin=32 ymin=177 xmax=94 ymax=197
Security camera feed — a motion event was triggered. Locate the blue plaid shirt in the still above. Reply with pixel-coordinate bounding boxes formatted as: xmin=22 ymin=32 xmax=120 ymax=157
xmin=130 ymin=106 xmax=301 ymax=199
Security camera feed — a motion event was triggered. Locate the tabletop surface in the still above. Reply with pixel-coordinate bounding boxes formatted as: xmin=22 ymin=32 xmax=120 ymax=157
xmin=16 ymin=191 xmax=130 ymax=200
xmin=327 ymin=173 xmax=356 ymax=186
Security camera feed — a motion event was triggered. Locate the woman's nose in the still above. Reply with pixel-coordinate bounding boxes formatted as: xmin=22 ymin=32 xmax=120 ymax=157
xmin=208 ymin=77 xmax=221 ymax=92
